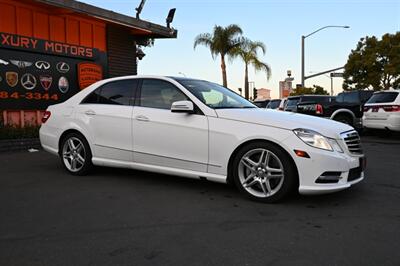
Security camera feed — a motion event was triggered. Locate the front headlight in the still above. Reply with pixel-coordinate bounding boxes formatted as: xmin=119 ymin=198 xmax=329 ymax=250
xmin=293 ymin=128 xmax=343 ymax=153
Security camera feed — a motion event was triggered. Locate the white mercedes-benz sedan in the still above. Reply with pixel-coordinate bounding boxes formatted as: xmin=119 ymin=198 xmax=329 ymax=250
xmin=40 ymin=76 xmax=365 ymax=202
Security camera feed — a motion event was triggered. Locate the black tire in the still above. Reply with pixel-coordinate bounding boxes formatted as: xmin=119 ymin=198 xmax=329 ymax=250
xmin=60 ymin=132 xmax=93 ymax=176
xmin=333 ymin=114 xmax=354 ymax=127
xmin=232 ymin=141 xmax=298 ymax=203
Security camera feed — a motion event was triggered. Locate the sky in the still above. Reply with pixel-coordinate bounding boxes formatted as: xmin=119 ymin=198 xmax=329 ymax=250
xmin=81 ymin=0 xmax=399 ymax=98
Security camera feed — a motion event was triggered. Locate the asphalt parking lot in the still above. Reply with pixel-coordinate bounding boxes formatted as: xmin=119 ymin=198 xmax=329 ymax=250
xmin=1 ymin=135 xmax=399 ymax=266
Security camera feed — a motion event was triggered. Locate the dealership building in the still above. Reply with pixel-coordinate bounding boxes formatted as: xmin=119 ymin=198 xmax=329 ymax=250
xmin=0 ymin=0 xmax=177 ymax=126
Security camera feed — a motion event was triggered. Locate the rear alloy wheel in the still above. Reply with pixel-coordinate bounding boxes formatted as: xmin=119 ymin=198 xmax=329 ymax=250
xmin=233 ymin=142 xmax=297 ymax=202
xmin=61 ymin=133 xmax=92 ymax=175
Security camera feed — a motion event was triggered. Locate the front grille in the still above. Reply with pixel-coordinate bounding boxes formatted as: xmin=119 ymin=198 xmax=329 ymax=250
xmin=341 ymin=130 xmax=363 ymax=155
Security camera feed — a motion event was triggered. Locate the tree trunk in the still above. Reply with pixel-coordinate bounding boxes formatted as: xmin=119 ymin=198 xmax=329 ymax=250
xmin=244 ymin=63 xmax=249 ymax=100
xmin=220 ymin=54 xmax=228 ymax=88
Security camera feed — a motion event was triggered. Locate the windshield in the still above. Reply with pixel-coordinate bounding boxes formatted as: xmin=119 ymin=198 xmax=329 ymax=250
xmin=267 ymin=100 xmax=280 ymax=109
xmin=176 ymin=79 xmax=256 ymax=109
xmin=286 ymin=98 xmax=300 ymax=107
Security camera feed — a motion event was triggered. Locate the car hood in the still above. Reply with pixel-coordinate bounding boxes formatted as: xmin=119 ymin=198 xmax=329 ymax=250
xmin=215 ymin=108 xmax=353 ymax=139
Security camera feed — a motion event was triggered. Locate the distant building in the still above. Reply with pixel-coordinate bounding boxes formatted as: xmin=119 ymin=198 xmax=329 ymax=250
xmin=254 ymin=88 xmax=271 ymax=100
xmin=279 ymin=79 xmax=293 ymax=98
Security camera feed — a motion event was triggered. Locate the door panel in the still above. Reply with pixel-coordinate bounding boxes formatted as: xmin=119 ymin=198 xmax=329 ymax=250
xmin=77 ymin=78 xmax=137 ymax=162
xmin=133 ymin=106 xmax=208 ymax=172
xmin=132 ymin=78 xmax=209 ymax=172
xmin=84 ymin=104 xmax=133 ymax=161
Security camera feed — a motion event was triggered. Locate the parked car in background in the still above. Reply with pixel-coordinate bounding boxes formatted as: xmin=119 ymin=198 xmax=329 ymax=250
xmin=278 ymin=98 xmax=287 ymax=110
xmin=266 ymin=99 xmax=281 ymax=109
xmin=253 ymin=99 xmax=270 ymax=108
xmin=363 ymin=90 xmax=400 ymax=132
xmin=40 ymin=75 xmax=365 ymax=203
xmin=296 ymin=90 xmax=374 ymax=129
xmin=285 ymin=95 xmax=335 ymax=112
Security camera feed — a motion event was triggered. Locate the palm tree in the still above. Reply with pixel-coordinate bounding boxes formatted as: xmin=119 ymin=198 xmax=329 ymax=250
xmin=194 ymin=24 xmax=243 ymax=88
xmin=235 ymin=38 xmax=271 ymax=99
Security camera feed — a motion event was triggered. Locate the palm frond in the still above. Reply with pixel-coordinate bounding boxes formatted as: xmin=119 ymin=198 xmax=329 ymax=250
xmin=193 ymin=33 xmax=213 ymax=50
xmin=251 ymin=58 xmax=272 ymax=80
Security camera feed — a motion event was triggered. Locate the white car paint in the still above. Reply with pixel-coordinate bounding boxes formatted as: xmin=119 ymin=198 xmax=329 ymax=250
xmin=363 ymin=89 xmax=400 ymax=132
xmin=40 ymin=75 xmax=365 ymax=195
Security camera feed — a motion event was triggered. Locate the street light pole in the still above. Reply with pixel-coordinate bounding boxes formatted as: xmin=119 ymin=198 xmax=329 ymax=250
xmin=301 ymin=36 xmax=305 ymax=87
xmin=301 ymin=25 xmax=349 ymax=87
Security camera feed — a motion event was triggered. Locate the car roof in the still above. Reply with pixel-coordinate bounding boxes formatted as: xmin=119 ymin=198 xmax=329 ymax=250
xmin=373 ymin=89 xmax=400 ymax=93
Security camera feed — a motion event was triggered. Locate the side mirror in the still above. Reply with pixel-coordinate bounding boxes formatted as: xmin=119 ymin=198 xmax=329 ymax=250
xmin=171 ymin=100 xmax=194 ymax=113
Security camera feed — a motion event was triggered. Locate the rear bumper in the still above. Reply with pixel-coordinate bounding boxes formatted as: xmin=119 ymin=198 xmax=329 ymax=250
xmin=363 ymin=115 xmax=400 ymax=131
xmin=39 ymin=125 xmax=60 ymax=155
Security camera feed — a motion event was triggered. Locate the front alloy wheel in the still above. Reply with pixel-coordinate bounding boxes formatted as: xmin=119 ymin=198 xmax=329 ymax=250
xmin=233 ymin=142 xmax=297 ymax=202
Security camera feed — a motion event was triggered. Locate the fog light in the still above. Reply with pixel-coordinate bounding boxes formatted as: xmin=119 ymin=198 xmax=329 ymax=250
xmin=316 ymin=172 xmax=342 ymax=184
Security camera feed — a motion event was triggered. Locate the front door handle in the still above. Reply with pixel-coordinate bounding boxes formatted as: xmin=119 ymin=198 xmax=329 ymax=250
xmin=135 ymin=115 xmax=150 ymax=122
xmin=84 ymin=110 xmax=96 ymax=116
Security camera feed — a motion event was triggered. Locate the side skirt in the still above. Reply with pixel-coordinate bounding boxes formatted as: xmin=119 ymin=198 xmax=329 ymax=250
xmin=92 ymin=157 xmax=227 ymax=184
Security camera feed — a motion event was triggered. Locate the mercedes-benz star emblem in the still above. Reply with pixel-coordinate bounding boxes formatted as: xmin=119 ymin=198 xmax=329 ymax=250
xmin=56 ymin=62 xmax=70 ymax=73
xmin=21 ymin=73 xmax=37 ymax=90
xmin=35 ymin=61 xmax=51 ymax=70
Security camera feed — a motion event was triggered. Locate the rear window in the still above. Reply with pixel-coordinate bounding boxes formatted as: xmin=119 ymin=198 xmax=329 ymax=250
xmin=301 ymin=96 xmax=332 ymax=103
xmin=367 ymin=92 xmax=399 ymax=104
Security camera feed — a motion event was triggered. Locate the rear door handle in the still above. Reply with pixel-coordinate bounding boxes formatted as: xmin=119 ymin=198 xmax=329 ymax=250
xmin=135 ymin=115 xmax=149 ymax=122
xmin=84 ymin=110 xmax=96 ymax=116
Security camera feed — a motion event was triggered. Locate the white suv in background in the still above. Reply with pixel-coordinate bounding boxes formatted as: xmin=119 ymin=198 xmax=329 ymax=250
xmin=363 ymin=90 xmax=400 ymax=132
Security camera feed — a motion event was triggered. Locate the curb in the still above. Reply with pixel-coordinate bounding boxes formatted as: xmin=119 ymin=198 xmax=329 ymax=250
xmin=0 ymin=138 xmax=41 ymax=153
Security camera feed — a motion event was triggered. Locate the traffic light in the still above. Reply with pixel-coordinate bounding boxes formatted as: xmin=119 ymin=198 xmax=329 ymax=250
xmin=253 ymin=87 xmax=257 ymax=99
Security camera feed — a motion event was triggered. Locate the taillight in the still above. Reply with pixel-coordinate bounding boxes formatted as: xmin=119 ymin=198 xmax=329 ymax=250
xmin=363 ymin=106 xmax=370 ymax=112
xmin=42 ymin=111 xmax=51 ymax=123
xmin=315 ymin=104 xmax=323 ymax=115
xmin=383 ymin=105 xmax=400 ymax=112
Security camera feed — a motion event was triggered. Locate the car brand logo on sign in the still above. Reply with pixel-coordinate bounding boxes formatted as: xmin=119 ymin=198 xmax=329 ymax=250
xmin=58 ymin=76 xmax=69 ymax=93
xmin=35 ymin=61 xmax=51 ymax=70
xmin=56 ymin=62 xmax=70 ymax=73
xmin=78 ymin=62 xmax=103 ymax=90
xmin=0 ymin=59 xmax=9 ymax=65
xmin=21 ymin=73 xmax=37 ymax=90
xmin=40 ymin=75 xmax=53 ymax=91
xmin=6 ymin=72 xmax=18 ymax=87
xmin=10 ymin=60 xmax=33 ymax=69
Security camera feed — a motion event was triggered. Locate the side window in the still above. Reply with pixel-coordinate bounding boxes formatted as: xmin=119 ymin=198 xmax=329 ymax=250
xmin=343 ymin=92 xmax=359 ymax=103
xmin=139 ymin=79 xmax=188 ymax=109
xmin=82 ymin=88 xmax=101 ymax=104
xmin=82 ymin=79 xmax=138 ymax=105
xmin=336 ymin=94 xmax=344 ymax=103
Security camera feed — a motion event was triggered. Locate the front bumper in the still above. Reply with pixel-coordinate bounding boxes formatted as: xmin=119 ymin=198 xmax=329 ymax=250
xmin=283 ymin=134 xmax=365 ymax=195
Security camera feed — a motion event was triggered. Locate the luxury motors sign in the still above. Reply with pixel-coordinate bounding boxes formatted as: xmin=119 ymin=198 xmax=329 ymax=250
xmin=0 ymin=32 xmax=97 ymax=60
xmin=0 ymin=32 xmax=106 ymax=110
